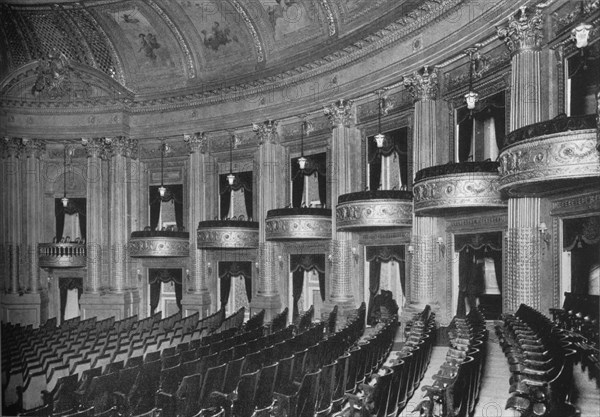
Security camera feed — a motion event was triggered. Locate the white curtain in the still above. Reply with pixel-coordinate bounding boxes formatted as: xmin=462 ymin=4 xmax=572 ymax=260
xmin=64 ymin=288 xmax=80 ymax=320
xmin=469 ymin=116 xmax=499 ymax=161
xmin=380 ymin=152 xmax=402 ymax=190
xmin=63 ymin=213 xmax=81 ymax=241
xmin=379 ymin=261 xmax=405 ymax=311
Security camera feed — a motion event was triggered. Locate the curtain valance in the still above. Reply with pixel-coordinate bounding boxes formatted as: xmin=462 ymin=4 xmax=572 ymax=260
xmin=289 ymin=254 xmax=326 ymax=273
xmin=148 ymin=268 xmax=183 ymax=285
xmin=455 ymin=232 xmax=502 ymax=253
xmin=218 ymin=261 xmax=252 ymax=279
xmin=366 ymin=245 xmax=405 ymax=263
xmin=563 ymin=216 xmax=600 ymax=251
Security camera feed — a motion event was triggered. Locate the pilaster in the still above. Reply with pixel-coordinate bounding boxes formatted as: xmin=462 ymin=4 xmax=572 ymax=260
xmin=3 ymin=137 xmax=23 ymax=294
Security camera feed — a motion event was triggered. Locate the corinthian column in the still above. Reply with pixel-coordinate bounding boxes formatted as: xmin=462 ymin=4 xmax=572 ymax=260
xmin=498 ymin=6 xmax=546 ymax=312
xmin=183 ymin=132 xmax=212 ymax=316
xmin=498 ymin=5 xmax=544 ymax=131
xmin=404 ymin=67 xmax=445 ymax=309
xmin=107 ymin=137 xmax=129 ymax=293
xmin=250 ymin=121 xmax=285 ymax=320
xmin=324 ymin=100 xmax=360 ymax=314
xmin=3 ymin=138 xmax=23 ymax=294
xmin=82 ymin=138 xmax=105 ymax=293
xmin=23 ymin=139 xmax=45 ymax=294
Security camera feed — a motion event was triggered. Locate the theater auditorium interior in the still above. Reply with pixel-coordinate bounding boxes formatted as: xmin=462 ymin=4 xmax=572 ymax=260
xmin=1 ymin=0 xmax=599 ymax=416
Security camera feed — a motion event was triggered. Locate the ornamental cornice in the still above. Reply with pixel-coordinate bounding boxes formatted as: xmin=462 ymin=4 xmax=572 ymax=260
xmin=498 ymin=130 xmax=600 ymax=192
xmin=0 ymin=0 xmax=464 ymax=113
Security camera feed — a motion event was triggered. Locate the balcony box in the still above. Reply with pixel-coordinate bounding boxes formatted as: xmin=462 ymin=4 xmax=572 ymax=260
xmin=413 ymin=161 xmax=506 ymax=216
xmin=265 ymin=208 xmax=332 ymax=241
xmin=498 ymin=115 xmax=599 ymax=195
xmin=336 ymin=190 xmax=413 ymax=231
xmin=38 ymin=243 xmax=86 ymax=268
xmin=197 ymin=220 xmax=259 ymax=249
xmin=129 ymin=230 xmax=190 ymax=257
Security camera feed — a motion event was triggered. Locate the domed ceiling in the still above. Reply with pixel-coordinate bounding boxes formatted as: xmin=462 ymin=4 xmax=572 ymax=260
xmin=0 ymin=0 xmax=426 ymax=95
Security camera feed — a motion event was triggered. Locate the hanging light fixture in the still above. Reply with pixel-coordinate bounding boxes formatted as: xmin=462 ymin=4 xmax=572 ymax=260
xmin=464 ymin=47 xmax=479 ymax=111
xmin=227 ymin=134 xmax=236 ymax=186
xmin=572 ymin=1 xmax=592 ymax=49
xmin=375 ymin=90 xmax=386 ymax=149
xmin=298 ymin=119 xmax=308 ymax=170
xmin=158 ymin=142 xmax=168 ymax=197
xmin=61 ymin=144 xmax=69 ymax=208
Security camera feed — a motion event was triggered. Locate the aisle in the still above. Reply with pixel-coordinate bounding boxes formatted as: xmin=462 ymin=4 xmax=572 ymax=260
xmin=472 ymin=340 xmax=513 ymax=417
xmin=572 ymin=360 xmax=600 ymax=417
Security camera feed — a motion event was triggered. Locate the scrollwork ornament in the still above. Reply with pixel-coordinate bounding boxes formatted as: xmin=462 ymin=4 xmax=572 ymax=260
xmin=324 ymin=99 xmax=354 ymax=127
xmin=184 ymin=132 xmax=207 ymax=154
xmin=403 ymin=66 xmax=438 ymax=102
xmin=497 ymin=5 xmax=545 ymax=56
xmin=252 ymin=120 xmax=279 ymax=145
xmin=81 ymin=138 xmax=108 ymax=159
xmin=23 ymin=138 xmax=45 ymax=159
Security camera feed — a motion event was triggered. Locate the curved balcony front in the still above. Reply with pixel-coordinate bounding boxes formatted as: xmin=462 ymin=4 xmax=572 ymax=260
xmin=197 ymin=221 xmax=259 ymax=249
xmin=39 ymin=243 xmax=87 ymax=268
xmin=498 ymin=115 xmax=599 ymax=195
xmin=336 ymin=191 xmax=413 ymax=231
xmin=265 ymin=208 xmax=332 ymax=241
xmin=129 ymin=231 xmax=190 ymax=257
xmin=413 ymin=161 xmax=506 ymax=216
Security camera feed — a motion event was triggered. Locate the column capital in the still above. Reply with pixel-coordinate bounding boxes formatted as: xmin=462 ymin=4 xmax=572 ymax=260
xmin=252 ymin=120 xmax=279 ymax=145
xmin=403 ymin=66 xmax=439 ymax=102
xmin=124 ymin=138 xmax=139 ymax=159
xmin=2 ymin=137 xmax=24 ymax=158
xmin=22 ymin=138 xmax=45 ymax=159
xmin=324 ymin=99 xmax=354 ymax=127
xmin=184 ymin=132 xmax=207 ymax=154
xmin=81 ymin=138 xmax=107 ymax=159
xmin=105 ymin=136 xmax=129 ymax=157
xmin=497 ymin=5 xmax=544 ymax=56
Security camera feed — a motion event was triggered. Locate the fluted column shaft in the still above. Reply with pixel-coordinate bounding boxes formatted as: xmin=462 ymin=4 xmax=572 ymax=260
xmin=108 ymin=138 xmax=128 ymax=293
xmin=325 ymin=100 xmax=360 ymax=305
xmin=4 ymin=138 xmax=22 ymax=294
xmin=83 ymin=138 xmax=104 ymax=293
xmin=24 ymin=140 xmax=44 ymax=294
xmin=412 ymin=217 xmax=436 ymax=304
xmin=498 ymin=6 xmax=545 ymax=312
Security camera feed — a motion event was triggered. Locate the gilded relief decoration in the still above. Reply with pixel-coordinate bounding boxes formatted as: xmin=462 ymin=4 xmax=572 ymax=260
xmin=498 ymin=130 xmax=600 ymax=192
xmin=128 ymin=237 xmax=190 ymax=257
xmin=265 ymin=215 xmax=331 ymax=240
xmin=197 ymin=224 xmax=260 ymax=248
xmin=38 ymin=243 xmax=87 ymax=268
xmin=336 ymin=200 xmax=413 ymax=230
xmin=413 ymin=173 xmax=506 ymax=215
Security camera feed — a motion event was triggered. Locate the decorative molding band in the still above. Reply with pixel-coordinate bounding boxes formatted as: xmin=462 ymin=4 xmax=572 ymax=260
xmin=231 ymin=0 xmax=264 ymax=63
xmin=550 ymin=191 xmax=600 ymax=216
xmin=413 ymin=172 xmax=507 ymax=216
xmin=498 ymin=130 xmax=600 ymax=194
xmin=265 ymin=214 xmax=332 ymax=241
xmin=447 ymin=213 xmax=508 ymax=233
xmin=197 ymin=224 xmax=259 ymax=249
xmin=128 ymin=236 xmax=190 ymax=257
xmin=320 ymin=0 xmax=337 ymax=36
xmin=38 ymin=243 xmax=87 ymax=268
xmin=336 ymin=199 xmax=413 ymax=231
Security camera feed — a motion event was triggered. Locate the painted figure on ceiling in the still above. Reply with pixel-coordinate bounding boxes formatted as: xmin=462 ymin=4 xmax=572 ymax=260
xmin=201 ymin=22 xmax=238 ymax=51
xmin=139 ymin=33 xmax=160 ymax=61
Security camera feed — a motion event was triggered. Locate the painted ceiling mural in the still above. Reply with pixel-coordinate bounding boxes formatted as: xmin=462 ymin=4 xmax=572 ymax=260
xmin=257 ymin=0 xmax=324 ymax=46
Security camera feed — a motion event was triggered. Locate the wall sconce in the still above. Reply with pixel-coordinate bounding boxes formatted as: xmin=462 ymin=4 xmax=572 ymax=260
xmin=137 ymin=269 xmax=141 ymax=282
xmin=278 ymin=255 xmax=283 ymax=269
xmin=255 ymin=262 xmax=259 ymax=273
xmin=351 ymin=247 xmax=359 ymax=263
xmin=407 ymin=245 xmax=414 ymax=254
xmin=186 ymin=269 xmax=190 ymax=281
xmin=328 ymin=253 xmax=333 ymax=263
xmin=437 ymin=237 xmax=446 ymax=259
xmin=539 ymin=223 xmax=551 ymax=248
xmin=207 ymin=262 xmax=212 ymax=275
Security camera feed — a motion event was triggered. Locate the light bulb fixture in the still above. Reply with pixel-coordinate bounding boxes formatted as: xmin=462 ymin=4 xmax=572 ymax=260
xmin=407 ymin=245 xmax=414 ymax=254
xmin=539 ymin=222 xmax=551 ymax=249
xmin=572 ymin=1 xmax=592 ymax=49
xmin=159 ymin=141 xmax=169 ymax=199
xmin=298 ymin=156 xmax=308 ymax=170
xmin=374 ymin=133 xmax=386 ymax=149
xmin=351 ymin=247 xmax=359 ymax=262
xmin=298 ymin=116 xmax=313 ymax=172
xmin=228 ymin=134 xmax=236 ymax=186
xmin=465 ymin=47 xmax=479 ymax=111
xmin=207 ymin=262 xmax=212 ymax=275
xmin=62 ymin=143 xmax=69 ymax=208
xmin=437 ymin=237 xmax=446 ymax=259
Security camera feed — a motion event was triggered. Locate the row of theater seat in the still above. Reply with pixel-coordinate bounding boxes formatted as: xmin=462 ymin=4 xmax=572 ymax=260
xmin=497 ymin=303 xmax=580 ymax=417
xmin=2 ymin=308 xmax=233 ymax=414
xmin=334 ymin=305 xmax=436 ymax=417
xmin=415 ymin=308 xmax=487 ymax=417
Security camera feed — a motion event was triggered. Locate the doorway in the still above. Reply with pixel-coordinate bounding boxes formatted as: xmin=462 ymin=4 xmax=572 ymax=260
xmin=366 ymin=245 xmax=406 ymax=325
xmin=562 ymin=216 xmax=600 ymax=297
xmin=59 ymin=277 xmax=82 ymax=322
xmin=218 ymin=262 xmax=252 ymax=320
xmin=288 ymin=254 xmax=326 ymax=323
xmin=148 ymin=269 xmax=182 ymax=318
xmin=454 ymin=232 xmax=503 ymax=320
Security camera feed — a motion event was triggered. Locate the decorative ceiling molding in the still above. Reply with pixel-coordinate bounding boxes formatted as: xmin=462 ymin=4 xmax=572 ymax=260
xmin=320 ymin=0 xmax=337 ymax=36
xmin=231 ymin=0 xmax=264 ymax=63
xmin=0 ymin=0 xmax=467 ymax=112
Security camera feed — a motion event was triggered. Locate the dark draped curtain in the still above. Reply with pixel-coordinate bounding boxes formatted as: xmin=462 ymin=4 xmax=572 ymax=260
xmin=564 ymin=216 xmax=600 ymax=295
xmin=292 ymin=269 xmax=304 ymax=321
xmin=59 ymin=278 xmax=83 ymax=321
xmin=366 ymin=245 xmax=405 ymax=325
xmin=291 ymin=153 xmax=327 ymax=207
xmin=368 ymin=128 xmax=408 ymax=190
xmin=149 ymin=185 xmax=184 ymax=230
xmin=149 ymin=269 xmax=183 ymax=314
xmin=219 ymin=172 xmax=253 ymax=219
xmin=55 ymin=198 xmax=86 ymax=241
xmin=219 ymin=262 xmax=253 ymax=305
xmin=367 ymin=261 xmax=381 ymax=325
xmin=290 ymin=254 xmax=326 ymax=303
xmin=457 ymin=92 xmax=505 ymax=160
xmin=455 ymin=232 xmax=503 ymax=315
